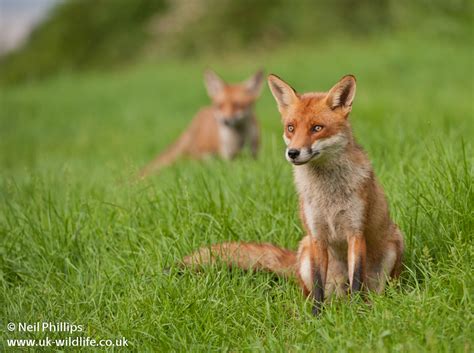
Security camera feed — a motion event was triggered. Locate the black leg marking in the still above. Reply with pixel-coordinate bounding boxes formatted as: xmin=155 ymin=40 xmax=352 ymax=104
xmin=351 ymin=260 xmax=363 ymax=293
xmin=312 ymin=270 xmax=324 ymax=316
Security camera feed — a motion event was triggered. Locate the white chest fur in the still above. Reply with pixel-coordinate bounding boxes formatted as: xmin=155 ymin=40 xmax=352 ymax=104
xmin=294 ymin=157 xmax=369 ymax=244
xmin=218 ymin=124 xmax=246 ymax=159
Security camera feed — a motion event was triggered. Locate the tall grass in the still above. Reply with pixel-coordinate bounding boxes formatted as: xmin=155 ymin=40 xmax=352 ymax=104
xmin=1 ymin=34 xmax=472 ymax=351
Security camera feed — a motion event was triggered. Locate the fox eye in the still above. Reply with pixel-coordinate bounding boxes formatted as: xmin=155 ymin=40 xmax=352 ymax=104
xmin=287 ymin=124 xmax=294 ymax=132
xmin=312 ymin=125 xmax=323 ymax=133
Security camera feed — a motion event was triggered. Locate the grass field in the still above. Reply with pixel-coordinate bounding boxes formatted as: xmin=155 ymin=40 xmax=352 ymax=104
xmin=1 ymin=34 xmax=473 ymax=351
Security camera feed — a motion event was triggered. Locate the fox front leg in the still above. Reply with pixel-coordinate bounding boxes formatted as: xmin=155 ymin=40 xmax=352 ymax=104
xmin=347 ymin=233 xmax=367 ymax=293
xmin=312 ymin=238 xmax=328 ymax=315
xmin=297 ymin=235 xmax=328 ymax=315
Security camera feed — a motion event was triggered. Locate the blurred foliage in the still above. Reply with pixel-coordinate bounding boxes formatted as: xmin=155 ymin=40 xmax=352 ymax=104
xmin=0 ymin=0 xmax=168 ymax=83
xmin=160 ymin=0 xmax=471 ymax=54
xmin=0 ymin=0 xmax=472 ymax=84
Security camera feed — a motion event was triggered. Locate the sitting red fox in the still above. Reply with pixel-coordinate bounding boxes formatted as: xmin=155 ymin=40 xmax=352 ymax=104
xmin=139 ymin=70 xmax=264 ymax=177
xmin=181 ymin=74 xmax=404 ymax=315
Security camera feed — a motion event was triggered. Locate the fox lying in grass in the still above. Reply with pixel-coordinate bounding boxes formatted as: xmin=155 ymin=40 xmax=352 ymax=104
xmin=181 ymin=74 xmax=404 ymax=315
xmin=139 ymin=70 xmax=264 ymax=177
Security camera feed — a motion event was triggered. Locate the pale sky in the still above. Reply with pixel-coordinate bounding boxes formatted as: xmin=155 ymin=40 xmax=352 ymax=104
xmin=0 ymin=0 xmax=60 ymax=55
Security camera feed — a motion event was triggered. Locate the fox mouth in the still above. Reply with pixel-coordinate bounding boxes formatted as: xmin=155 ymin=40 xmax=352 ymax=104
xmin=223 ymin=119 xmax=238 ymax=127
xmin=289 ymin=151 xmax=320 ymax=165
xmin=222 ymin=116 xmax=246 ymax=128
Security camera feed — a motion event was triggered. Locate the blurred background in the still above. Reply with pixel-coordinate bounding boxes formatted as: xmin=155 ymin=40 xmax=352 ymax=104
xmin=0 ymin=0 xmax=472 ymax=176
xmin=0 ymin=0 xmax=471 ymax=83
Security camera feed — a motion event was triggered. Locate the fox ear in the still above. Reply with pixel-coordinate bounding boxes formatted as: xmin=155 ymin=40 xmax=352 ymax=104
xmin=244 ymin=69 xmax=264 ymax=97
xmin=326 ymin=75 xmax=356 ymax=110
xmin=267 ymin=74 xmax=298 ymax=111
xmin=204 ymin=69 xmax=225 ymax=98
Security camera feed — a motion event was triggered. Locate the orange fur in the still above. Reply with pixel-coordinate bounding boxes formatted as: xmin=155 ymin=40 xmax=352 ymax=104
xmin=181 ymin=242 xmax=296 ymax=277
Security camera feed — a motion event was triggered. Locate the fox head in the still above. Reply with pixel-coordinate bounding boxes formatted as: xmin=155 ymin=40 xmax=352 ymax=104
xmin=204 ymin=69 xmax=264 ymax=127
xmin=267 ymin=74 xmax=356 ymax=165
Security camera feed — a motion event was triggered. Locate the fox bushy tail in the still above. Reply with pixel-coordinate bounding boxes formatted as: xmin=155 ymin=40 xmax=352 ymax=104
xmin=181 ymin=242 xmax=297 ymax=277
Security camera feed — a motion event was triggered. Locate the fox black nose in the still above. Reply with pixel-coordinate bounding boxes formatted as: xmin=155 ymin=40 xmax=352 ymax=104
xmin=287 ymin=149 xmax=300 ymax=159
